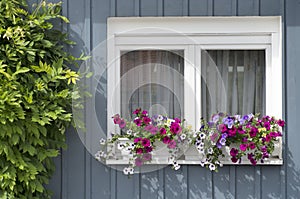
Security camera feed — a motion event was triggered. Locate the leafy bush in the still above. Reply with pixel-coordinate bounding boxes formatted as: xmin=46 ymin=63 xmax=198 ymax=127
xmin=0 ymin=0 xmax=84 ymax=198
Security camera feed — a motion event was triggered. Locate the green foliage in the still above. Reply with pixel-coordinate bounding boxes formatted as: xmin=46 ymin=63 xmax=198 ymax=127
xmin=0 ymin=0 xmax=83 ymax=198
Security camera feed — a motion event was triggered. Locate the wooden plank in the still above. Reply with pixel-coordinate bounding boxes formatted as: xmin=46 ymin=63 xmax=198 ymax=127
xmin=116 ymin=0 xmax=136 ymax=17
xmin=140 ymin=170 xmax=160 ymax=199
xmin=163 ymin=0 xmax=188 ymax=16
xmin=116 ymin=170 xmax=140 ymax=199
xmin=285 ymin=0 xmax=300 ymax=198
xmin=260 ymin=0 xmax=282 ymax=16
xmin=235 ymin=167 xmax=256 ymax=198
xmin=261 ymin=166 xmax=282 ymax=198
xmin=188 ymin=166 xmax=212 ymax=199
xmin=237 ymin=0 xmax=259 ymax=16
xmin=164 ymin=166 xmax=188 ymax=199
xmin=189 ymin=0 xmax=213 ymax=16
xmin=213 ymin=0 xmax=237 ymax=16
xmin=213 ymin=166 xmax=234 ymax=199
xmin=140 ymin=0 xmax=162 ymax=16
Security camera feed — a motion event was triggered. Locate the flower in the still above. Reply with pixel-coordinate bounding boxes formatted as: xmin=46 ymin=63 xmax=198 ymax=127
xmin=141 ymin=138 xmax=151 ymax=147
xmin=134 ymin=137 xmax=142 ymax=143
xmin=133 ymin=108 xmax=141 ymax=115
xmin=277 ymin=119 xmax=285 ymax=127
xmin=126 ymin=129 xmax=133 ymax=135
xmin=174 ymin=118 xmax=181 ymax=123
xmin=142 ymin=110 xmax=148 ymax=115
xmin=168 ymin=140 xmax=177 ymax=149
xmin=134 ymin=118 xmax=142 ymax=126
xmin=180 ymin=134 xmax=186 ymax=140
xmin=162 ymin=136 xmax=171 ymax=144
xmin=145 ymin=146 xmax=153 ymax=153
xmin=230 ymin=148 xmax=239 ymax=156
xmin=249 ymin=127 xmax=258 ymax=137
xmin=142 ymin=153 xmax=152 ymax=161
xmin=170 ymin=122 xmax=182 ymax=134
xmin=248 ymin=142 xmax=256 ymax=149
xmin=209 ymin=164 xmax=216 ymax=171
xmin=160 ymin=128 xmax=166 ymax=135
xmin=119 ymin=119 xmax=126 ymax=128
xmin=136 ymin=148 xmax=143 ymax=154
xmin=99 ymin=138 xmax=106 ymax=145
xmin=143 ymin=117 xmax=151 ymax=125
xmin=239 ymin=144 xmax=247 ymax=151
xmin=135 ymin=158 xmax=143 ymax=167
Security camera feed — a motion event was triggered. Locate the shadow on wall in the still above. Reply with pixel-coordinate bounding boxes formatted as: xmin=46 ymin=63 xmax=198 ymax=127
xmin=139 ymin=147 xmax=300 ymax=199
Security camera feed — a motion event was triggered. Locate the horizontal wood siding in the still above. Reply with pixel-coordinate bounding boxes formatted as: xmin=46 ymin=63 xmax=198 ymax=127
xmin=45 ymin=0 xmax=300 ymax=198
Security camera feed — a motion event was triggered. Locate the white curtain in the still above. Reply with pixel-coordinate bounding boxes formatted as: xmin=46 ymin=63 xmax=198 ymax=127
xmin=120 ymin=50 xmax=184 ymax=119
xmin=201 ymin=50 xmax=266 ymax=119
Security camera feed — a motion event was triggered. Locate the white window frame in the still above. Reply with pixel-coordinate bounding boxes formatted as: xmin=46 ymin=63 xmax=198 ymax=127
xmin=106 ymin=16 xmax=282 ymax=164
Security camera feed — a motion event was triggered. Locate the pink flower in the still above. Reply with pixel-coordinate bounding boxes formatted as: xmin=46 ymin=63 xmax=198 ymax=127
xmin=119 ymin=119 xmax=126 ymax=128
xmin=134 ymin=137 xmax=142 ymax=143
xmin=112 ymin=114 xmax=121 ymax=124
xmin=142 ymin=153 xmax=152 ymax=161
xmin=170 ymin=122 xmax=182 ymax=134
xmin=135 ymin=158 xmax=143 ymax=167
xmin=145 ymin=146 xmax=152 ymax=153
xmin=240 ymin=144 xmax=247 ymax=151
xmin=168 ymin=140 xmax=177 ymax=149
xmin=136 ymin=148 xmax=143 ymax=154
xmin=230 ymin=148 xmax=239 ymax=156
xmin=210 ymin=132 xmax=219 ymax=142
xmin=277 ymin=119 xmax=285 ymax=127
xmin=218 ymin=124 xmax=227 ymax=133
xmin=134 ymin=118 xmax=142 ymax=126
xmin=141 ymin=138 xmax=151 ymax=147
xmin=162 ymin=136 xmax=171 ymax=144
xmin=160 ymin=128 xmax=166 ymax=135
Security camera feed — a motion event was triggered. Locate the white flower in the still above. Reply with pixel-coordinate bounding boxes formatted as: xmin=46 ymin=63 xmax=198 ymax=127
xmin=209 ymin=164 xmax=216 ymax=171
xmin=197 ymin=147 xmax=205 ymax=154
xmin=193 ymin=133 xmax=198 ymax=138
xmin=123 ymin=167 xmax=129 ymax=175
xmin=180 ymin=134 xmax=186 ymax=140
xmin=158 ymin=115 xmax=164 ymax=121
xmin=208 ymin=148 xmax=213 ymax=154
xmin=117 ymin=143 xmax=124 ymax=150
xmin=165 ymin=119 xmax=175 ymax=127
xmin=126 ymin=129 xmax=133 ymax=135
xmin=168 ymin=156 xmax=175 ymax=164
xmin=174 ymin=165 xmax=181 ymax=170
xmin=99 ymin=138 xmax=106 ymax=145
xmin=127 ymin=167 xmax=134 ymax=175
xmin=200 ymin=161 xmax=205 ymax=167
xmin=199 ymin=133 xmax=206 ymax=139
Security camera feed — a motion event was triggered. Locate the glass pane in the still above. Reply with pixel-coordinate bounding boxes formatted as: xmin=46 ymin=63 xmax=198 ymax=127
xmin=201 ymin=50 xmax=266 ymax=119
xmin=120 ymin=50 xmax=184 ymax=119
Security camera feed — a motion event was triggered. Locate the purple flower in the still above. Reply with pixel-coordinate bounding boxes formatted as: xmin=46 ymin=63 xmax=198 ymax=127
xmin=168 ymin=140 xmax=177 ymax=149
xmin=216 ymin=143 xmax=222 ymax=149
xmin=160 ymin=128 xmax=166 ymax=135
xmin=242 ymin=137 xmax=248 ymax=143
xmin=208 ymin=121 xmax=214 ymax=127
xmin=240 ymin=144 xmax=247 ymax=151
xmin=170 ymin=122 xmax=182 ymax=134
xmin=249 ymin=127 xmax=258 ymax=137
xmin=210 ymin=133 xmax=219 ymax=142
xmin=249 ymin=142 xmax=256 ymax=150
xmin=134 ymin=137 xmax=142 ymax=143
xmin=242 ymin=115 xmax=249 ymax=121
xmin=134 ymin=118 xmax=142 ymax=126
xmin=212 ymin=114 xmax=220 ymax=123
xmin=133 ymin=108 xmax=141 ymax=115
xmin=174 ymin=118 xmax=181 ymax=123
xmin=119 ymin=119 xmax=126 ymax=128
xmin=264 ymin=122 xmax=271 ymax=130
xmin=135 ymin=158 xmax=143 ymax=167
xmin=143 ymin=117 xmax=151 ymax=125
xmin=142 ymin=153 xmax=152 ymax=161
xmin=218 ymin=124 xmax=228 ymax=133
xmin=250 ymin=158 xmax=257 ymax=165
xmin=261 ymin=145 xmax=267 ymax=153
xmin=219 ymin=138 xmax=226 ymax=145
xmin=230 ymin=148 xmax=239 ymax=156
xmin=145 ymin=146 xmax=152 ymax=153
xmin=231 ymin=157 xmax=238 ymax=163
xmin=277 ymin=119 xmax=285 ymax=127
xmin=113 ymin=114 xmax=121 ymax=124
xmin=136 ymin=148 xmax=143 ymax=154
xmin=141 ymin=138 xmax=151 ymax=147
xmin=223 ymin=117 xmax=234 ymax=129
xmin=162 ymin=136 xmax=171 ymax=144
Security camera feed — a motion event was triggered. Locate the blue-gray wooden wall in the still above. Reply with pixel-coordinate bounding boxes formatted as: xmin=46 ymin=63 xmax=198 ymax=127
xmin=34 ymin=0 xmax=300 ymax=198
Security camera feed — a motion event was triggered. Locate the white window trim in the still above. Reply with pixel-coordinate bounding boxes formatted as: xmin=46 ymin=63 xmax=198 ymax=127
xmin=106 ymin=16 xmax=282 ymax=165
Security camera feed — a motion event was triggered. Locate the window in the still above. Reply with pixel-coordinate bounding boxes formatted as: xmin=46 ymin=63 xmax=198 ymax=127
xmin=107 ymin=17 xmax=282 ymax=163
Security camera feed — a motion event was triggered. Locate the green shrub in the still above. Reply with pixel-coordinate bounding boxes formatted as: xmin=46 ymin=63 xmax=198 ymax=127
xmin=0 ymin=1 xmax=85 ymax=198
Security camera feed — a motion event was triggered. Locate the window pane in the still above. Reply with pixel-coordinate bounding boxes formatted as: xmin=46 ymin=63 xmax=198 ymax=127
xmin=120 ymin=50 xmax=184 ymax=119
xmin=201 ymin=50 xmax=266 ymax=119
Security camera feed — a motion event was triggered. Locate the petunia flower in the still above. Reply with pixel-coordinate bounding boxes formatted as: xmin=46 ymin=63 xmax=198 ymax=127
xmin=134 ymin=137 xmax=142 ymax=143
xmin=240 ymin=144 xmax=247 ymax=151
xmin=248 ymin=142 xmax=256 ymax=149
xmin=162 ymin=136 xmax=171 ymax=144
xmin=135 ymin=158 xmax=143 ymax=167
xmin=134 ymin=118 xmax=142 ymax=126
xmin=160 ymin=128 xmax=166 ymax=135
xmin=136 ymin=148 xmax=143 ymax=154
xmin=168 ymin=140 xmax=177 ymax=149
xmin=142 ymin=153 xmax=152 ymax=161
xmin=170 ymin=122 xmax=182 ymax=134
xmin=119 ymin=119 xmax=126 ymax=128
xmin=277 ymin=119 xmax=285 ymax=127
xmin=230 ymin=148 xmax=239 ymax=156
xmin=141 ymin=138 xmax=151 ymax=147
xmin=143 ymin=117 xmax=151 ymax=125
xmin=133 ymin=108 xmax=141 ymax=115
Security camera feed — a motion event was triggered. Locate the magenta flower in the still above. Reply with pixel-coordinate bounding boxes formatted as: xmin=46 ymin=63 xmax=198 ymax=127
xmin=249 ymin=142 xmax=256 ymax=150
xmin=143 ymin=117 xmax=151 ymax=125
xmin=263 ymin=122 xmax=271 ymax=130
xmin=162 ymin=136 xmax=171 ymax=144
xmin=134 ymin=118 xmax=142 ymax=126
xmin=174 ymin=118 xmax=181 ymax=123
xmin=113 ymin=114 xmax=121 ymax=124
xmin=168 ymin=140 xmax=177 ymax=149
xmin=142 ymin=110 xmax=148 ymax=115
xmin=242 ymin=137 xmax=248 ymax=143
xmin=133 ymin=108 xmax=141 ymax=115
xmin=144 ymin=125 xmax=158 ymax=134
xmin=277 ymin=119 xmax=285 ymax=127
xmin=265 ymin=134 xmax=271 ymax=142
xmin=160 ymin=128 xmax=166 ymax=135
xmin=210 ymin=132 xmax=219 ymax=142
xmin=228 ymin=127 xmax=237 ymax=137
xmin=142 ymin=153 xmax=152 ymax=161
xmin=240 ymin=144 xmax=247 ymax=151
xmin=119 ymin=119 xmax=126 ymax=128
xmin=170 ymin=122 xmax=182 ymax=134
xmin=231 ymin=157 xmax=238 ymax=163
xmin=230 ymin=148 xmax=239 ymax=156
xmin=135 ymin=158 xmax=143 ymax=167
xmin=270 ymin=132 xmax=277 ymax=137
xmin=134 ymin=137 xmax=142 ymax=143
xmin=249 ymin=127 xmax=258 ymax=137
xmin=141 ymin=138 xmax=151 ymax=147
xmin=237 ymin=126 xmax=245 ymax=134
xmin=145 ymin=146 xmax=153 ymax=153
xmin=136 ymin=148 xmax=143 ymax=154
xmin=250 ymin=158 xmax=257 ymax=165
xmin=218 ymin=124 xmax=228 ymax=133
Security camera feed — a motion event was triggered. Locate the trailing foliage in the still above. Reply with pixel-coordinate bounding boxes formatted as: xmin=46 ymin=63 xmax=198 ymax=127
xmin=0 ymin=0 xmax=85 ymax=198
